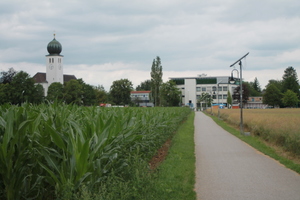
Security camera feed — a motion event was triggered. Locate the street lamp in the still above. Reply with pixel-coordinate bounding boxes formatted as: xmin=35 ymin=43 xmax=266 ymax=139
xmin=229 ymin=68 xmax=239 ymax=83
xmin=216 ymin=81 xmax=223 ymax=119
xmin=230 ymin=52 xmax=249 ymax=135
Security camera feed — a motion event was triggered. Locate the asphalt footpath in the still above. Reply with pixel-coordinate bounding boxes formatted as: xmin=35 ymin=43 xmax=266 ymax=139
xmin=194 ymin=111 xmax=300 ymax=200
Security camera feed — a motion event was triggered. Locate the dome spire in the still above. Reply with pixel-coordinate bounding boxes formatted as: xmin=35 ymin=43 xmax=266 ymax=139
xmin=47 ymin=33 xmax=62 ymax=55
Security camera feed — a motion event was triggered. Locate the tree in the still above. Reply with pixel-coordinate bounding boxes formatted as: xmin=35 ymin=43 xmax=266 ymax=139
xmin=64 ymin=79 xmax=84 ymax=105
xmin=282 ymin=66 xmax=299 ymax=95
xmin=197 ymin=92 xmax=213 ymax=110
xmin=160 ymin=80 xmax=181 ymax=107
xmin=136 ymin=80 xmax=151 ymax=91
xmin=32 ymin=84 xmax=44 ymax=104
xmin=282 ymin=90 xmax=299 ymax=107
xmin=0 ymin=68 xmax=17 ymax=84
xmin=47 ymin=82 xmax=64 ymax=102
xmin=150 ymin=56 xmax=163 ymax=106
xmin=263 ymin=84 xmax=282 ymax=107
xmin=94 ymin=85 xmax=108 ymax=105
xmin=227 ymin=90 xmax=232 ymax=108
xmin=9 ymin=71 xmax=39 ymax=104
xmin=266 ymin=79 xmax=283 ymax=92
xmin=77 ymin=79 xmax=96 ymax=106
xmin=252 ymin=77 xmax=261 ymax=93
xmin=0 ymin=83 xmax=9 ymax=104
xmin=232 ymin=83 xmax=250 ymax=103
xmin=109 ymin=79 xmax=133 ymax=105
xmin=246 ymin=77 xmax=262 ymax=96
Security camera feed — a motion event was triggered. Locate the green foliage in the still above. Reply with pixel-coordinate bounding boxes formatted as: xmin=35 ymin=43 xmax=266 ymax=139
xmin=0 ymin=104 xmax=191 ymax=199
xmin=47 ymin=82 xmax=64 ymax=102
xmin=263 ymin=84 xmax=283 ymax=107
xmin=282 ymin=66 xmax=299 ymax=95
xmin=93 ymin=85 xmax=108 ymax=105
xmin=136 ymin=80 xmax=151 ymax=91
xmin=282 ymin=90 xmax=299 ymax=107
xmin=64 ymin=79 xmax=84 ymax=105
xmin=232 ymin=83 xmax=250 ymax=103
xmin=151 ymin=56 xmax=163 ymax=106
xmin=147 ymin=112 xmax=196 ymax=200
xmin=245 ymin=77 xmax=262 ymax=96
xmin=0 ymin=84 xmax=10 ymax=104
xmin=9 ymin=71 xmax=39 ymax=104
xmin=160 ymin=80 xmax=181 ymax=106
xmin=197 ymin=92 xmax=213 ymax=110
xmin=227 ymin=90 xmax=232 ymax=107
xmin=109 ymin=79 xmax=133 ymax=105
xmin=0 ymin=68 xmax=16 ymax=84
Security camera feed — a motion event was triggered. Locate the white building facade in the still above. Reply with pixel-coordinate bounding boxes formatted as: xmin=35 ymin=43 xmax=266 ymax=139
xmin=130 ymin=91 xmax=154 ymax=107
xmin=170 ymin=75 xmax=240 ymax=109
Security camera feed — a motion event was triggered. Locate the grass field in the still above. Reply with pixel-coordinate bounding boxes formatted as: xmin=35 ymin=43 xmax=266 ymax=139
xmin=211 ymin=108 xmax=300 ymax=157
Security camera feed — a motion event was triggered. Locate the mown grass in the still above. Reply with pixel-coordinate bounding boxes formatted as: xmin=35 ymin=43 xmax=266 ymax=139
xmin=147 ymin=111 xmax=196 ymax=200
xmin=206 ymin=110 xmax=300 ymax=174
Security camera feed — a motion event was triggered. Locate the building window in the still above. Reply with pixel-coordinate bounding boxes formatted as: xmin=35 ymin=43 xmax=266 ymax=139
xmin=202 ymin=87 xmax=206 ymax=92
xmin=212 ymin=95 xmax=216 ymax=99
xmin=49 ymin=58 xmax=51 ymax=63
xmin=196 ymin=95 xmax=200 ymax=100
xmin=223 ymin=86 xmax=228 ymax=91
xmin=218 ymin=95 xmax=222 ymax=99
xmin=196 ymin=87 xmax=201 ymax=92
xmin=223 ymin=94 xmax=228 ymax=99
xmin=52 ymin=58 xmax=54 ymax=63
xmin=218 ymin=86 xmax=222 ymax=91
xmin=212 ymin=86 xmax=216 ymax=91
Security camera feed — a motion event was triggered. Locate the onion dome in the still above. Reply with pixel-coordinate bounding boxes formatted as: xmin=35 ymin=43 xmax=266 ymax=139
xmin=47 ymin=34 xmax=62 ymax=55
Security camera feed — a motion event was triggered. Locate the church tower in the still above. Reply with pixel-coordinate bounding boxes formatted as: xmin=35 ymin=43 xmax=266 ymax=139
xmin=46 ymin=34 xmax=64 ymax=87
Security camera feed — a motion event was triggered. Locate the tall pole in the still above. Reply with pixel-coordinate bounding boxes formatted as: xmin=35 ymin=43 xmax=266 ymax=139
xmin=239 ymin=61 xmax=244 ymax=134
xmin=230 ymin=52 xmax=249 ymax=135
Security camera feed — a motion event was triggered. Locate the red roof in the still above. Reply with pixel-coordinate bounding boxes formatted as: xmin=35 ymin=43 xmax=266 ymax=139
xmin=131 ymin=91 xmax=151 ymax=94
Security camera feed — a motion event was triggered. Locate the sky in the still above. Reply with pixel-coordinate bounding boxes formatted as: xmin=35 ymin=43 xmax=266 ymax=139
xmin=1 ymin=0 xmax=300 ymax=91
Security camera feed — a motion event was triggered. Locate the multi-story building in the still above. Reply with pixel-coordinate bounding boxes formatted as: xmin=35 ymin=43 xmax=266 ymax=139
xmin=130 ymin=91 xmax=154 ymax=107
xmin=169 ymin=75 xmax=240 ymax=109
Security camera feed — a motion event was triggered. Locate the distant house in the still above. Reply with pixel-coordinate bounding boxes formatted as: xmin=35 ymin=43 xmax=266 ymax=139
xmin=244 ymin=96 xmax=268 ymax=109
xmin=231 ymin=96 xmax=269 ymax=109
xmin=33 ymin=34 xmax=76 ymax=96
xmin=130 ymin=91 xmax=153 ymax=107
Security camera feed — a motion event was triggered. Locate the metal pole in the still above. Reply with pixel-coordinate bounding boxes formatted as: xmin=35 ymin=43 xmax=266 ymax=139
xmin=230 ymin=52 xmax=249 ymax=135
xmin=239 ymin=61 xmax=244 ymax=134
xmin=218 ymin=83 xmax=220 ymax=119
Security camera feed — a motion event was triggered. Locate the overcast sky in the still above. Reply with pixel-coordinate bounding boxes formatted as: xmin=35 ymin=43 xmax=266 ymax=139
xmin=1 ymin=0 xmax=300 ymax=91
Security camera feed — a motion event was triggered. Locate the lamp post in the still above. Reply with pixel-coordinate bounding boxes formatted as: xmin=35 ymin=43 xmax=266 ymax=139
xmin=230 ymin=52 xmax=249 ymax=135
xmin=216 ymin=81 xmax=223 ymax=119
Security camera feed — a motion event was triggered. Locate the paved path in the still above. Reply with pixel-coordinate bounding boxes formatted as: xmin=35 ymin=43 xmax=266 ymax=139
xmin=194 ymin=112 xmax=300 ymax=200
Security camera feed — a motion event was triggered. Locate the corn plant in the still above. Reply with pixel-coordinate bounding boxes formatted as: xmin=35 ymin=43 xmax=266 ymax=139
xmin=0 ymin=103 xmax=190 ymax=199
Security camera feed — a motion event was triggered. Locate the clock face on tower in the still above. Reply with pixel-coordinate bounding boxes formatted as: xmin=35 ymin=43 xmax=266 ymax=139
xmin=49 ymin=64 xmax=53 ymax=70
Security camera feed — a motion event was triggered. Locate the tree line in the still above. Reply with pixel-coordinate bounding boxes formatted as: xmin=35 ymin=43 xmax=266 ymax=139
xmin=1 ymin=61 xmax=298 ymax=108
xmin=229 ymin=66 xmax=299 ymax=108
xmin=0 ymin=56 xmax=182 ymax=106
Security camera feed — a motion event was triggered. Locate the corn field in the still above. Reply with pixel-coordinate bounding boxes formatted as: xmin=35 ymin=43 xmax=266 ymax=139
xmin=0 ymin=103 xmax=191 ymax=200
